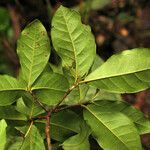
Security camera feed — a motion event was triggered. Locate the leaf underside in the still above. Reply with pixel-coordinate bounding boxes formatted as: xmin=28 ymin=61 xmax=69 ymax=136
xmin=51 ymin=6 xmax=96 ymax=80
xmin=17 ymin=20 xmax=50 ymax=89
xmin=85 ymin=48 xmax=150 ymax=93
xmin=84 ymin=104 xmax=142 ymax=150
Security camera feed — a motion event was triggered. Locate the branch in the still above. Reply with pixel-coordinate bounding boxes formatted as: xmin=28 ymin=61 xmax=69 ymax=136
xmin=52 ymin=83 xmax=79 ymax=112
xmin=2 ymin=38 xmax=19 ymax=68
xmin=7 ymin=4 xmax=21 ymax=41
xmin=45 ymin=110 xmax=52 ymax=150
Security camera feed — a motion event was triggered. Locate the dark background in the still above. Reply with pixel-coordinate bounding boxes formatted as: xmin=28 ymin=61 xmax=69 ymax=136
xmin=0 ymin=0 xmax=149 ymax=149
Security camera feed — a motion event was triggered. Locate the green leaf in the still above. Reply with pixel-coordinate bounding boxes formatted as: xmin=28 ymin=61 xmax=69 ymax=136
xmin=94 ymin=100 xmax=150 ymax=134
xmin=90 ymin=54 xmax=104 ymax=72
xmin=5 ymin=137 xmax=23 ymax=150
xmin=93 ymin=90 xmax=122 ymax=101
xmin=62 ymin=122 xmax=91 ymax=150
xmin=0 ymin=75 xmax=24 ymax=106
xmin=16 ymin=97 xmax=44 ymax=118
xmin=0 ymin=119 xmax=7 ymax=150
xmin=20 ymin=125 xmax=45 ymax=150
xmin=51 ymin=6 xmax=96 ymax=80
xmin=36 ymin=110 xmax=83 ymax=142
xmin=65 ymin=84 xmax=89 ymax=105
xmin=17 ymin=19 xmax=50 ymax=89
xmin=83 ymin=104 xmax=142 ymax=150
xmin=0 ymin=105 xmax=27 ymax=120
xmin=32 ymin=71 xmax=69 ymax=106
xmin=84 ymin=48 xmax=150 ymax=93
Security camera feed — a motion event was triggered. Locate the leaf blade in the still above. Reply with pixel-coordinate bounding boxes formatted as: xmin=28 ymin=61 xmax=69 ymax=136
xmin=0 ymin=119 xmax=7 ymax=150
xmin=84 ymin=104 xmax=142 ymax=150
xmin=32 ymin=72 xmax=69 ymax=105
xmin=94 ymin=100 xmax=150 ymax=134
xmin=0 ymin=75 xmax=24 ymax=106
xmin=51 ymin=6 xmax=96 ymax=80
xmin=84 ymin=48 xmax=150 ymax=93
xmin=17 ymin=19 xmax=50 ymax=88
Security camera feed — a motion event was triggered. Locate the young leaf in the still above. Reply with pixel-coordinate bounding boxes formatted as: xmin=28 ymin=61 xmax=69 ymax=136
xmin=84 ymin=48 xmax=150 ymax=93
xmin=32 ymin=72 xmax=69 ymax=105
xmin=0 ymin=75 xmax=24 ymax=106
xmin=0 ymin=119 xmax=7 ymax=150
xmin=62 ymin=122 xmax=91 ymax=150
xmin=17 ymin=19 xmax=50 ymax=89
xmin=20 ymin=125 xmax=45 ymax=150
xmin=94 ymin=100 xmax=150 ymax=134
xmin=51 ymin=6 xmax=96 ymax=80
xmin=83 ymin=104 xmax=142 ymax=150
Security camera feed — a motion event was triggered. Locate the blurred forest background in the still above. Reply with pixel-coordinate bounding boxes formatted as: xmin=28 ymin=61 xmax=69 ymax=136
xmin=0 ymin=0 xmax=149 ymax=149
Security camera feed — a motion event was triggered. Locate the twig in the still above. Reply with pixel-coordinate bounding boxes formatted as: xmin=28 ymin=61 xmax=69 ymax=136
xmin=45 ymin=110 xmax=52 ymax=150
xmin=2 ymin=38 xmax=19 ymax=67
xmin=7 ymin=4 xmax=21 ymax=41
xmin=45 ymin=0 xmax=52 ymax=21
xmin=30 ymin=92 xmax=48 ymax=112
xmin=52 ymin=83 xmax=79 ymax=112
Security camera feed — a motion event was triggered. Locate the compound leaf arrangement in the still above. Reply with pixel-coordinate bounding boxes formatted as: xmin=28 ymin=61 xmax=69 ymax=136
xmin=0 ymin=5 xmax=150 ymax=150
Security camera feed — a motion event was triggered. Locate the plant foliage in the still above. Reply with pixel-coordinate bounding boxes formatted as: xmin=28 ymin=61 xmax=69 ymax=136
xmin=0 ymin=5 xmax=150 ymax=150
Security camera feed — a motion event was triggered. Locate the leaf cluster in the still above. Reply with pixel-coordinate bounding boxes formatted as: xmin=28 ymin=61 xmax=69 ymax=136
xmin=0 ymin=5 xmax=150 ymax=150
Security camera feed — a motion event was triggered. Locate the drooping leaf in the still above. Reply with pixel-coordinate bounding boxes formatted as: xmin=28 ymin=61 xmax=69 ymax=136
xmin=0 ymin=105 xmax=27 ymax=120
xmin=62 ymin=121 xmax=91 ymax=150
xmin=94 ymin=100 xmax=150 ymax=134
xmin=0 ymin=75 xmax=24 ymax=106
xmin=0 ymin=119 xmax=7 ymax=150
xmin=84 ymin=48 xmax=150 ymax=93
xmin=20 ymin=125 xmax=45 ymax=150
xmin=32 ymin=72 xmax=69 ymax=105
xmin=83 ymin=104 xmax=142 ymax=150
xmin=17 ymin=19 xmax=50 ymax=89
xmin=51 ymin=6 xmax=96 ymax=81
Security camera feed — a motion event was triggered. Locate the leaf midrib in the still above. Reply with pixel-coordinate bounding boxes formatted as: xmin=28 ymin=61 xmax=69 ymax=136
xmin=51 ymin=122 xmax=78 ymax=133
xmin=61 ymin=9 xmax=78 ymax=81
xmin=27 ymin=27 xmax=36 ymax=88
xmin=85 ymin=106 xmax=130 ymax=150
xmin=0 ymin=88 xmax=26 ymax=92
xmin=83 ymin=68 xmax=150 ymax=83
